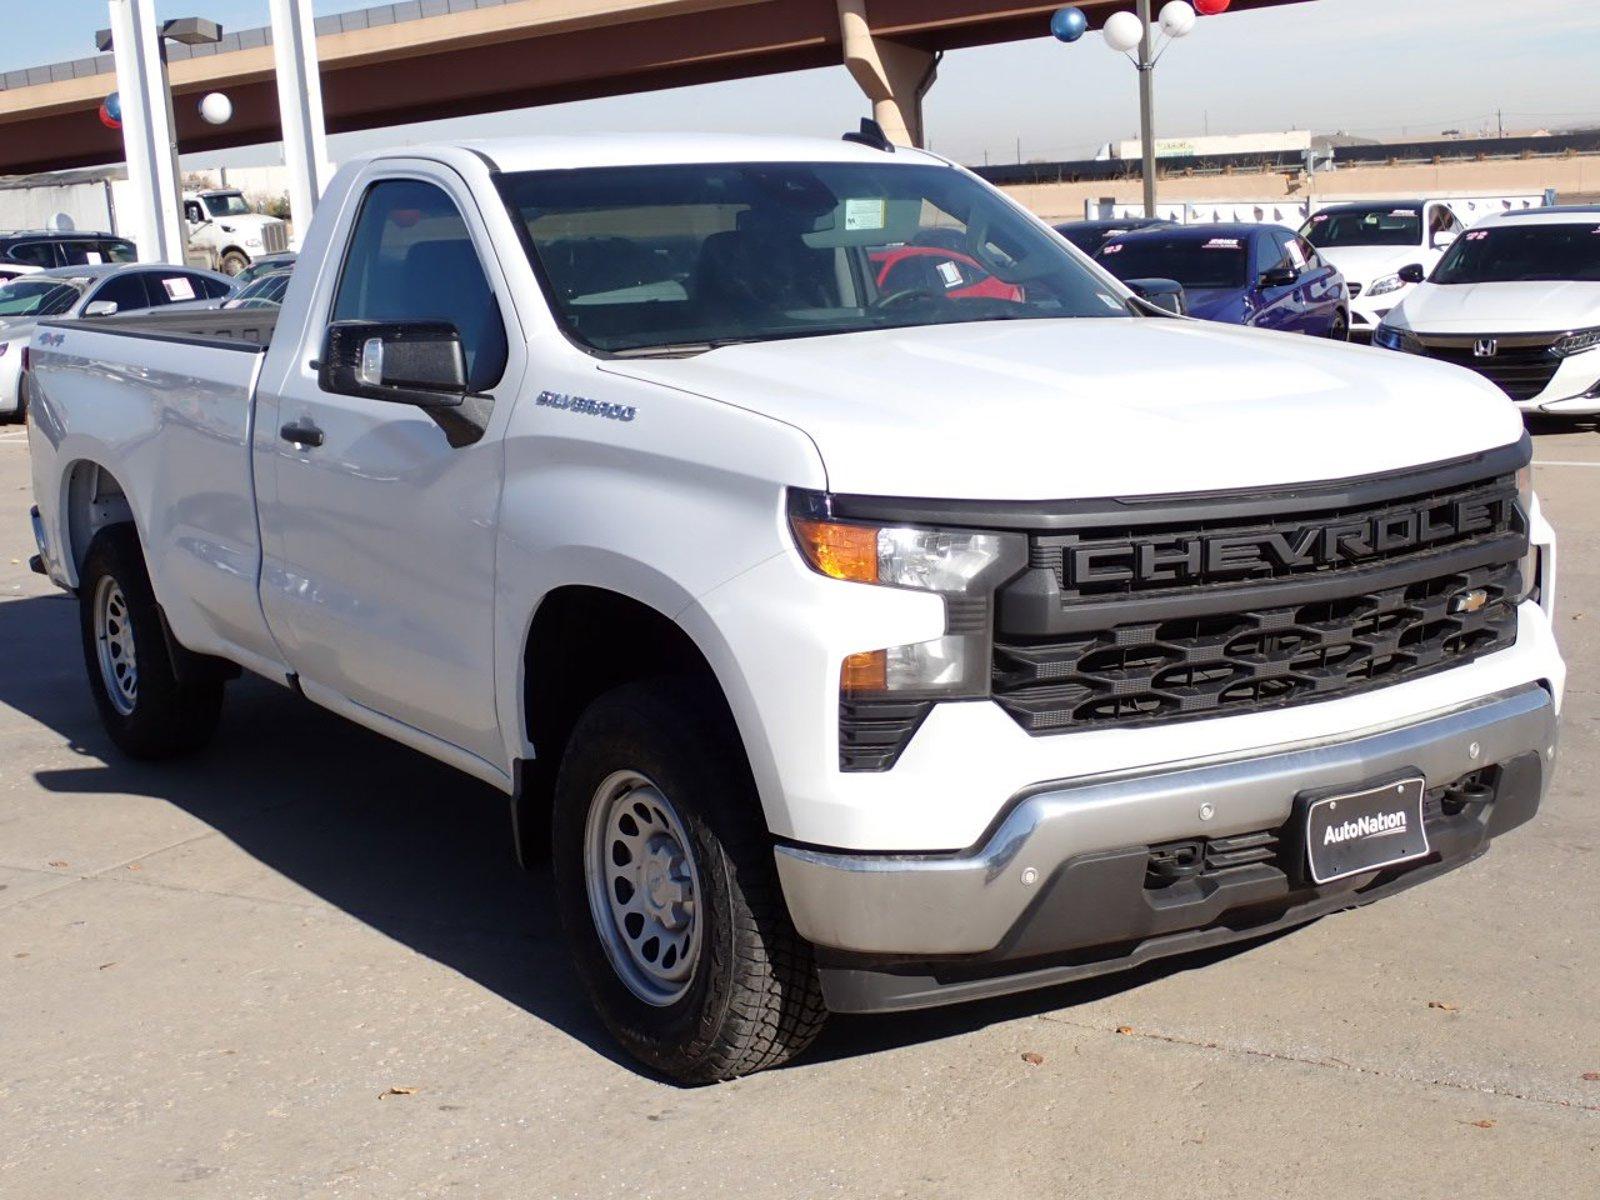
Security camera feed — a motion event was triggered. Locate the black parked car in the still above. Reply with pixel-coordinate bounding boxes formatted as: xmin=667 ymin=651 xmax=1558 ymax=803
xmin=0 ymin=231 xmax=139 ymax=281
xmin=1054 ymin=217 xmax=1174 ymax=254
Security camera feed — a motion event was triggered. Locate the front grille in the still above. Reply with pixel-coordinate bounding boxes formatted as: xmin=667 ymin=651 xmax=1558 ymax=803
xmin=992 ymin=454 xmax=1527 ymax=737
xmin=262 ymin=222 xmax=289 ymax=254
xmin=1415 ymin=334 xmax=1562 ymax=401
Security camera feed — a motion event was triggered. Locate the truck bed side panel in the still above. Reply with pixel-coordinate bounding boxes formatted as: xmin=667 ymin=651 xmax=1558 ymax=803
xmin=28 ymin=324 xmax=286 ymax=679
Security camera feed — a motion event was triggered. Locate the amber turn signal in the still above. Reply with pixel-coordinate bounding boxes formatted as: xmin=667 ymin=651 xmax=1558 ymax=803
xmin=840 ymin=649 xmax=888 ymax=696
xmin=791 ymin=517 xmax=879 ymax=584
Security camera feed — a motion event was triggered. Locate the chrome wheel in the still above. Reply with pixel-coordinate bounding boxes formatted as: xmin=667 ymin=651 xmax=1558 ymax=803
xmin=583 ymin=769 xmax=703 ymax=1007
xmin=93 ymin=575 xmax=138 ymax=716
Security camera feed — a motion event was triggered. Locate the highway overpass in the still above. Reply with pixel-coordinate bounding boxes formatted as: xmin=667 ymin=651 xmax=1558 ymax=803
xmin=0 ymin=0 xmax=1307 ymax=177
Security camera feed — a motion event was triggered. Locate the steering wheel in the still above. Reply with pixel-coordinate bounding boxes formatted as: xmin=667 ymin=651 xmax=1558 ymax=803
xmin=874 ymin=286 xmax=945 ymax=309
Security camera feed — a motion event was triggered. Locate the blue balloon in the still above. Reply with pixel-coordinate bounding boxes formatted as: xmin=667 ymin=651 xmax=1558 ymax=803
xmin=1050 ymin=6 xmax=1088 ymax=42
xmin=104 ymin=91 xmax=121 ymax=122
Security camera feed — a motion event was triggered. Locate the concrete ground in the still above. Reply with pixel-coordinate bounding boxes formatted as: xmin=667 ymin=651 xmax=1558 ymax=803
xmin=0 ymin=418 xmax=1596 ymax=1199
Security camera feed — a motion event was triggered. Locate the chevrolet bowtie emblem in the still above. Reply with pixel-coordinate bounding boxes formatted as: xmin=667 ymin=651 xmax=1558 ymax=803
xmin=1450 ymin=588 xmax=1491 ymax=615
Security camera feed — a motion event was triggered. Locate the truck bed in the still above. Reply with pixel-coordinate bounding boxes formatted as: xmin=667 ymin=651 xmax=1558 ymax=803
xmin=46 ymin=305 xmax=281 ymax=350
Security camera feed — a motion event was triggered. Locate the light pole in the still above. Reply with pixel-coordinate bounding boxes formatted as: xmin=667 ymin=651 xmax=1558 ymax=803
xmin=96 ymin=7 xmax=223 ymax=262
xmin=1051 ymin=2 xmax=1224 ymax=218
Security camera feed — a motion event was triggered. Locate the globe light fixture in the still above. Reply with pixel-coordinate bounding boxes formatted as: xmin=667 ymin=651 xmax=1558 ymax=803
xmin=1050 ymin=2 xmax=1216 ymax=216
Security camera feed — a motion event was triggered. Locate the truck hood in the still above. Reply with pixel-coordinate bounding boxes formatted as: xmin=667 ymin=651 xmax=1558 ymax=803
xmin=601 ymin=319 xmax=1523 ymax=500
xmin=1316 ymin=245 xmax=1430 ymax=286
xmin=1396 ymin=280 xmax=1600 ymax=333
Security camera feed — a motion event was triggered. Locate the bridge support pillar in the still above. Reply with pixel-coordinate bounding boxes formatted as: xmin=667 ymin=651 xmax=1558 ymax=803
xmin=837 ymin=0 xmax=937 ymax=148
xmin=269 ymin=0 xmax=331 ymax=248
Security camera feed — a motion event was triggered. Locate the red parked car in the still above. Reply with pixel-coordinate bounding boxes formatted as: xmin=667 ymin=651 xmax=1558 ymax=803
xmin=869 ymin=245 xmax=1024 ymax=302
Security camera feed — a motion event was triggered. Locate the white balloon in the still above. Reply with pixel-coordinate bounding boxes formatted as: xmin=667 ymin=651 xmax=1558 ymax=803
xmin=1102 ymin=10 xmax=1145 ymax=52
xmin=1159 ymin=1 xmax=1196 ymax=37
xmin=199 ymin=92 xmax=233 ymax=126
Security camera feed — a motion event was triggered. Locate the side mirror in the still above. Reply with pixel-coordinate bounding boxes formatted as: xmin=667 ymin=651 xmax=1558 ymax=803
xmin=1398 ymin=263 xmax=1427 ymax=285
xmin=1125 ymin=277 xmax=1188 ymax=316
xmin=1431 ymin=231 xmax=1457 ymax=251
xmin=83 ymin=300 xmax=118 ymax=317
xmin=319 ymin=320 xmax=468 ymax=408
xmin=1259 ymin=265 xmax=1300 ymax=289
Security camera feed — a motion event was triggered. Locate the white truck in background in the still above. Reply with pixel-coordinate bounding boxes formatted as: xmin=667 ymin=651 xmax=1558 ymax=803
xmin=24 ymin=132 xmax=1564 ymax=1083
xmin=182 ymin=188 xmax=290 ymax=276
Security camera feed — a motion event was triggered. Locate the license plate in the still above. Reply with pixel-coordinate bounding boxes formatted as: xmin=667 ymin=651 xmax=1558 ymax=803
xmin=1304 ymin=777 xmax=1430 ymax=884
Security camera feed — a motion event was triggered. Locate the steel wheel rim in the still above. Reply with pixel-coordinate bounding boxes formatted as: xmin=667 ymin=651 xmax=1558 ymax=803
xmin=583 ymin=769 xmax=704 ymax=1007
xmin=93 ymin=575 xmax=137 ymax=716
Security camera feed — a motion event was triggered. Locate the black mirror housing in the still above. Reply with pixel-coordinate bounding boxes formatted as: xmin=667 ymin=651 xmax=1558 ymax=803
xmin=320 ymin=320 xmax=468 ymax=408
xmin=1398 ymin=263 xmax=1427 ymax=285
xmin=1259 ymin=266 xmax=1300 ymax=289
xmin=1125 ymin=277 xmax=1188 ymax=316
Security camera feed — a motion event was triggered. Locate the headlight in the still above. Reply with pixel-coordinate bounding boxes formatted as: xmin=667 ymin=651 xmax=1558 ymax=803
xmin=789 ymin=491 xmax=1025 ymax=700
xmin=1366 ymin=273 xmax=1407 ymax=297
xmin=1553 ymin=327 xmax=1600 ymax=357
xmin=1373 ymin=323 xmax=1421 ymax=353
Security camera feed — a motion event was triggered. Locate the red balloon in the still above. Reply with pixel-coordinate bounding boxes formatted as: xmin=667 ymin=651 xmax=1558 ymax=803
xmin=1195 ymin=0 xmax=1231 ymax=12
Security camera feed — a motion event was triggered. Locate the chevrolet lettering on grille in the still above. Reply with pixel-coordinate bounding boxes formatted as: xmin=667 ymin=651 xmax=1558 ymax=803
xmin=1068 ymin=495 xmax=1509 ymax=589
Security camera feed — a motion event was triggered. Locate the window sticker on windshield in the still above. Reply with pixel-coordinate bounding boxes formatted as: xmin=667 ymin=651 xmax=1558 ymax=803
xmin=1287 ymin=240 xmax=1306 ymax=267
xmin=161 ymin=276 xmax=196 ymax=301
xmin=936 ymin=260 xmax=963 ymax=289
xmin=844 ymin=197 xmax=887 ymax=232
xmin=85 ymin=251 xmax=104 ymax=264
xmin=1204 ymin=238 xmax=1241 ymax=249
xmin=1102 ymin=243 xmax=1124 ymax=254
xmin=1466 ymin=230 xmax=1490 ymax=241
xmin=1310 ymin=214 xmax=1329 ymax=223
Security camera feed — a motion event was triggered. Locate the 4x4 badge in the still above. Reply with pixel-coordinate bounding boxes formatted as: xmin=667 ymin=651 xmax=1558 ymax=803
xmin=1474 ymin=338 xmax=1499 ymax=358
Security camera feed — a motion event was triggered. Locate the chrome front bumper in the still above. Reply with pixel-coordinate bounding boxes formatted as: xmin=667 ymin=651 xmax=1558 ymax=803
xmin=776 ymin=684 xmax=1557 ymax=960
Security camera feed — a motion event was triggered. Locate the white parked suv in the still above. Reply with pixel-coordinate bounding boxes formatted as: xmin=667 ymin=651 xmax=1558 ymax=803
xmin=182 ymin=189 xmax=290 ymax=276
xmin=1374 ymin=206 xmax=1600 ymax=416
xmin=1300 ymin=200 xmax=1464 ymax=339
xmin=24 ymin=132 xmax=1565 ymax=1081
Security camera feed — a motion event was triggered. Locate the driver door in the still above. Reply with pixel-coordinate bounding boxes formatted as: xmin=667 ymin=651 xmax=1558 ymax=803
xmin=254 ymin=168 xmax=523 ymax=768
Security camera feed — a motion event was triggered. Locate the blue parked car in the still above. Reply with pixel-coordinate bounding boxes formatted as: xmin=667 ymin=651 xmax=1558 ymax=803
xmin=1094 ymin=223 xmax=1350 ymax=339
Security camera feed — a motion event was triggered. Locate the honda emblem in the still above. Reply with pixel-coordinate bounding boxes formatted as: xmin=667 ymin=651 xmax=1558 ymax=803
xmin=1474 ymin=338 xmax=1499 ymax=358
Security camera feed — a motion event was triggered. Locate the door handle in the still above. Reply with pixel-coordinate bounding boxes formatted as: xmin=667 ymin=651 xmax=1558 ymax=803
xmin=279 ymin=419 xmax=324 ymax=448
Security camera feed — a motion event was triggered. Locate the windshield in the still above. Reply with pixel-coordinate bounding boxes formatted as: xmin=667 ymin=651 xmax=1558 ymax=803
xmin=498 ymin=162 xmax=1129 ymax=353
xmin=1433 ymin=223 xmax=1600 ymax=284
xmin=0 ymin=278 xmax=83 ymax=319
xmin=203 ymin=193 xmax=252 ymax=218
xmin=1301 ymin=207 xmax=1421 ymax=248
xmin=1097 ymin=235 xmax=1249 ymax=290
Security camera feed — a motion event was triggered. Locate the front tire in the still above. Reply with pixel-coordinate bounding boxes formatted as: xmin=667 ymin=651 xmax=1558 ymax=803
xmin=78 ymin=526 xmax=224 ymax=759
xmin=1329 ymin=308 xmax=1350 ymax=341
xmin=552 ymin=679 xmax=826 ymax=1083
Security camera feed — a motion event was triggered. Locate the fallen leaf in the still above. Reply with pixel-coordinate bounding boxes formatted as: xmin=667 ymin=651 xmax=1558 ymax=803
xmin=1574 ymin=613 xmax=1586 ymax=621
xmin=380 ymin=1086 xmax=419 ymax=1098
xmin=126 ymin=863 xmax=141 ymax=871
xmin=1020 ymin=1052 xmax=1044 ymax=1066
xmin=1115 ymin=1025 xmax=1134 ymax=1036
xmin=98 ymin=962 xmax=116 ymax=971
xmin=13 ymin=952 xmax=29 ymax=959
xmin=46 ymin=860 xmax=68 ymax=869
xmin=1581 ymin=1072 xmax=1600 ymax=1082
xmin=1427 ymin=1000 xmax=1461 ymax=1013
xmin=1464 ymin=1119 xmax=1495 ymax=1130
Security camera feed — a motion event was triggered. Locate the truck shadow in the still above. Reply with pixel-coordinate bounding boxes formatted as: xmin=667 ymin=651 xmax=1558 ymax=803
xmin=1 ymin=591 xmax=1276 ymax=1084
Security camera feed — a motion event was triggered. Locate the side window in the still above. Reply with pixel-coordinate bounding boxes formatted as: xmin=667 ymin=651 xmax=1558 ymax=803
xmin=192 ymin=274 xmax=232 ymax=300
xmin=87 ymin=273 xmax=153 ymax=314
xmin=331 ymin=178 xmax=508 ymax=391
xmin=10 ymin=241 xmax=59 ymax=267
xmin=1257 ymin=230 xmax=1293 ymax=279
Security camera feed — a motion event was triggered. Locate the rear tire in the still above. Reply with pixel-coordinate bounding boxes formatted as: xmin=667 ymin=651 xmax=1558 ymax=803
xmin=552 ymin=678 xmax=827 ymax=1083
xmin=77 ymin=526 xmax=224 ymax=759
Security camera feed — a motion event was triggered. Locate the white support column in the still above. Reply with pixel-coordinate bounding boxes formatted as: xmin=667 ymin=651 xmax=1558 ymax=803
xmin=107 ymin=0 xmax=186 ymax=263
xmin=269 ymin=0 xmax=331 ymax=249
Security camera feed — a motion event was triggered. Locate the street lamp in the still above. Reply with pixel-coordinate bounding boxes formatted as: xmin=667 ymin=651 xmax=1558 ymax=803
xmin=1052 ymin=2 xmax=1225 ymax=218
xmin=95 ymin=9 xmax=224 ymax=262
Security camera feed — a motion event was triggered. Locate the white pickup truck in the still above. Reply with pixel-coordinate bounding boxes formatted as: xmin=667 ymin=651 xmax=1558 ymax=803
xmin=25 ymin=133 xmax=1564 ymax=1083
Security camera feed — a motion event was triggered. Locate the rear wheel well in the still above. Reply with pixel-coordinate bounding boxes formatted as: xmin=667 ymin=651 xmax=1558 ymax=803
xmin=516 ymin=586 xmax=731 ymax=863
xmin=66 ymin=461 xmax=134 ymax=578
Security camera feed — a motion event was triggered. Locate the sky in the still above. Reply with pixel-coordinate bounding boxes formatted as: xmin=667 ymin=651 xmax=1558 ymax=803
xmin=6 ymin=0 xmax=1600 ymax=169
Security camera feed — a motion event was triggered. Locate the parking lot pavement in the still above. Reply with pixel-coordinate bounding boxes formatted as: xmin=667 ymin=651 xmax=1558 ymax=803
xmin=1 ymin=425 xmax=1597 ymax=1200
